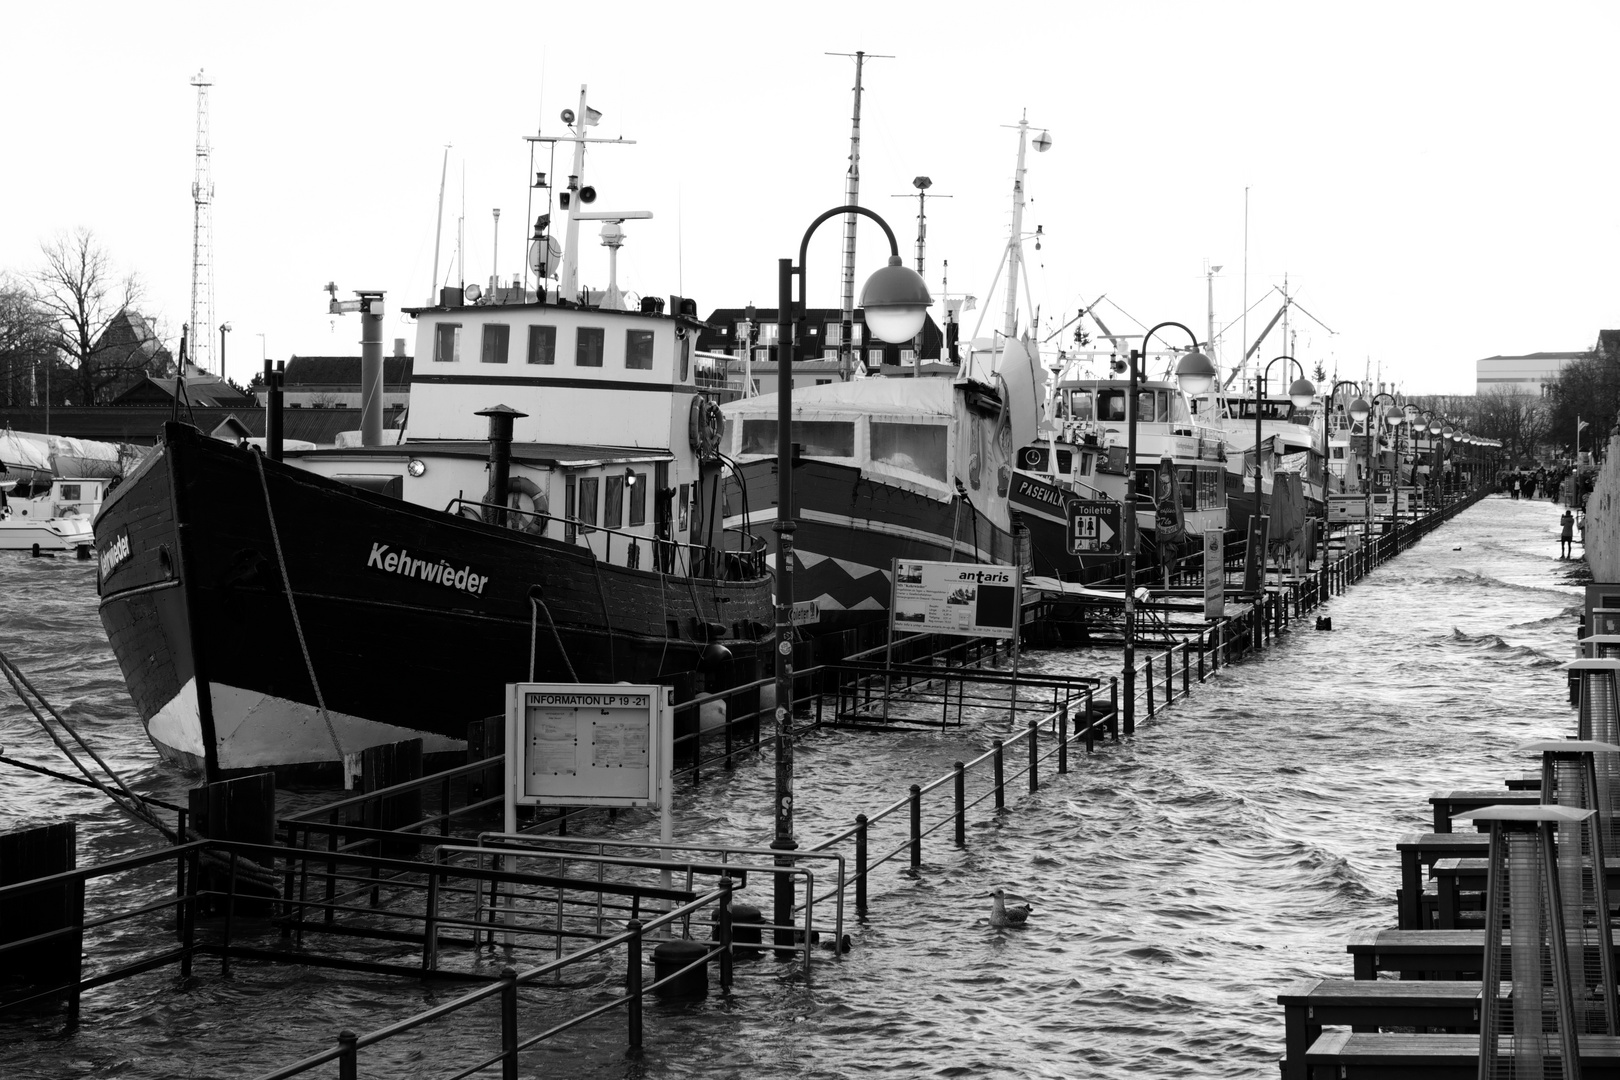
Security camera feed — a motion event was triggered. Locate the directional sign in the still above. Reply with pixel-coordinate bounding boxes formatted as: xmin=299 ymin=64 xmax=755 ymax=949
xmin=1066 ymin=499 xmax=1122 ymax=556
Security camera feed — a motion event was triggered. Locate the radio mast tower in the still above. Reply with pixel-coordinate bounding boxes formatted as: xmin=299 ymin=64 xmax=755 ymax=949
xmin=189 ymin=69 xmax=215 ymax=374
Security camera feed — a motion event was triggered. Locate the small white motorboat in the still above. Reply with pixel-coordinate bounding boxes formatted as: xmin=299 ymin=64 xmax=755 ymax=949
xmin=0 ymin=477 xmax=107 ymax=554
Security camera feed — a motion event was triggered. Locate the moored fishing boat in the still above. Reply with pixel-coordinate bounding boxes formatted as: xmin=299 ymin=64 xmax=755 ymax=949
xmin=93 ymin=88 xmax=774 ymax=779
xmin=718 ymin=120 xmax=1053 ymax=633
xmin=1216 ymin=388 xmax=1327 ymax=539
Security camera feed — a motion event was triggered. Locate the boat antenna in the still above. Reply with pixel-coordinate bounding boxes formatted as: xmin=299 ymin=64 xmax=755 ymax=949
xmin=429 ymin=144 xmax=450 ymax=304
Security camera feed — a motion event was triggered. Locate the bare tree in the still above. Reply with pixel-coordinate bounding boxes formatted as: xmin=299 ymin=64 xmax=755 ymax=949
xmin=0 ymin=274 xmax=56 ymax=406
xmin=32 ymin=228 xmax=167 ymax=404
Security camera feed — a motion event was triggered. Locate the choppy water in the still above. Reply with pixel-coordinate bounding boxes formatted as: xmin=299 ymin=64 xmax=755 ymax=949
xmin=0 ymin=495 xmax=1587 ymax=1078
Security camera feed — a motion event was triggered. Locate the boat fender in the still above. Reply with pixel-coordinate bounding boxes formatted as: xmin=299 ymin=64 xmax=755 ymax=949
xmin=688 ymin=395 xmax=724 ymax=458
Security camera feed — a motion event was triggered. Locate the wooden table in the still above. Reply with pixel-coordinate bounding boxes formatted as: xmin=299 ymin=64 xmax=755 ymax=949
xmin=1276 ymin=978 xmax=1481 ymax=1080
xmin=1428 ymin=789 xmax=1542 ymax=832
xmin=1348 ymin=927 xmax=1620 ymax=980
xmin=1396 ymin=832 xmax=1490 ymax=929
xmin=1305 ymin=1030 xmax=1620 ymax=1078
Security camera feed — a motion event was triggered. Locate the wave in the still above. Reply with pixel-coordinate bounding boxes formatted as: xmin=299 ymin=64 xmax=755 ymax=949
xmin=1446 ymin=628 xmax=1566 ymax=667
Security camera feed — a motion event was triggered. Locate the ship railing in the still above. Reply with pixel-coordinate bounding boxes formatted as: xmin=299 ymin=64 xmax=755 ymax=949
xmin=446 ymin=495 xmax=767 ymax=581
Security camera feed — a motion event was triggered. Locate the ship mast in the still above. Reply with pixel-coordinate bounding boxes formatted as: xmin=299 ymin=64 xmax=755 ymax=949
xmin=188 ymin=70 xmax=215 ymax=374
xmin=968 ymin=116 xmax=1049 ymax=369
xmin=828 ymin=51 xmax=891 ymax=379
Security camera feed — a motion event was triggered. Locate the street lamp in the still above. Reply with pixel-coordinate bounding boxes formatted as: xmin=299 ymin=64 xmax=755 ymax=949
xmin=772 ymin=205 xmax=930 ymax=954
xmin=1346 ymin=395 xmax=1372 ymax=542
xmin=219 ymin=323 xmax=231 ymax=385
xmin=1384 ymin=403 xmax=1408 ymax=527
xmin=1122 ymin=323 xmax=1215 ymax=733
xmin=1368 ymin=392 xmax=1397 ymax=542
xmin=1251 ymin=356 xmax=1316 ymax=522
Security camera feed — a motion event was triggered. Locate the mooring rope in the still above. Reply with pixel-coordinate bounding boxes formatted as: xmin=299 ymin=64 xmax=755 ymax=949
xmin=0 ymin=649 xmax=177 ymax=842
xmin=529 ymin=593 xmax=578 ymax=682
xmin=254 ymin=451 xmax=346 ymax=762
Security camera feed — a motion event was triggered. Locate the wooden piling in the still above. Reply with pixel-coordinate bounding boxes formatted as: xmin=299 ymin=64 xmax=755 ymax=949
xmin=359 ymin=738 xmax=424 ymax=858
xmin=189 ymin=773 xmax=279 ymax=918
xmin=0 ymin=822 xmax=81 ymax=1013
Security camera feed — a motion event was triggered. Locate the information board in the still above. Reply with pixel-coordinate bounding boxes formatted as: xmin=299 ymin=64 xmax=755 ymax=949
xmin=1241 ymin=514 xmax=1269 ymax=596
xmin=1203 ymin=530 xmax=1224 ymax=620
xmin=1066 ymin=499 xmax=1122 ymax=556
xmin=891 ymin=560 xmax=1021 ymax=639
xmin=504 ymin=683 xmax=671 ymax=808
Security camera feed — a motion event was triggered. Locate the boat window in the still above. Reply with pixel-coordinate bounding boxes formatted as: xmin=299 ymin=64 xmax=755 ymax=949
xmin=872 ymin=422 xmax=947 ymax=481
xmin=793 ymin=421 xmax=855 ymax=458
xmin=605 ymin=474 xmax=625 ymax=528
xmin=481 ymin=324 xmax=510 ymax=364
xmin=1065 ymin=391 xmax=1094 ymax=423
xmin=1098 ymin=390 xmax=1127 ymax=422
xmin=1133 ymin=467 xmax=1155 ymax=499
xmin=629 ymin=472 xmax=647 ymax=526
xmin=1178 ymin=467 xmax=1196 ymax=510
xmin=433 ymin=323 xmax=461 ymax=363
xmin=578 ymin=477 xmax=599 ymax=532
xmin=564 ymin=476 xmax=576 ymax=543
xmin=576 ymin=327 xmax=605 ymax=368
xmin=1137 ymin=391 xmax=1167 ymax=423
xmin=737 ymin=419 xmax=855 ymax=458
xmin=336 ymin=475 xmax=403 ymax=499
xmin=626 ymin=329 xmax=655 ymax=371
xmin=679 ymin=333 xmax=691 ymax=381
xmin=740 ymin=419 xmax=776 ymax=455
xmin=59 ymin=483 xmax=81 ymax=501
xmin=527 ymin=325 xmax=556 ymax=365
xmin=1077 ymin=451 xmax=1093 ymax=476
xmin=1053 ymin=449 xmax=1073 ymax=475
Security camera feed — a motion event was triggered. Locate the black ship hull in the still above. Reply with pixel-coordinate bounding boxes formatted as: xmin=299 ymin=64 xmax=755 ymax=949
xmin=95 ymin=424 xmax=772 ymax=778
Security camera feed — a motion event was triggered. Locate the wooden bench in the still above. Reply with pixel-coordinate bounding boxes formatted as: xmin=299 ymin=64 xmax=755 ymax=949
xmin=1429 ymin=856 xmax=1620 ymax=929
xmin=1429 ymin=789 xmax=1542 ymax=832
xmin=1397 ymin=832 xmax=1490 ymax=929
xmin=1305 ymin=1030 xmax=1620 ymax=1078
xmin=1276 ymin=979 xmax=1482 ymax=1080
xmin=1347 ymin=927 xmax=1620 ymax=980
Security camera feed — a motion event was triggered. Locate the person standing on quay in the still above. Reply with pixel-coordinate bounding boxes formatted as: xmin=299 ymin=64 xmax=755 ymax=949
xmin=1513 ymin=477 xmax=1521 ymax=500
xmin=1561 ymin=508 xmax=1575 ymax=559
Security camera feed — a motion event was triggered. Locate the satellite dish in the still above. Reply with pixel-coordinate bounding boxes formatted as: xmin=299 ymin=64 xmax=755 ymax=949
xmin=560 ymin=108 xmax=575 ymax=124
xmin=464 ymin=284 xmax=482 ymax=302
xmin=578 ymin=186 xmax=596 ymax=204
xmin=1034 ymin=131 xmax=1052 ymax=152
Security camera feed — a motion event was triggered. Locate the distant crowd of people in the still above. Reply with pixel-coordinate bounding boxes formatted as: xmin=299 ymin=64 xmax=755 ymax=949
xmin=1500 ymin=463 xmax=1591 ymax=508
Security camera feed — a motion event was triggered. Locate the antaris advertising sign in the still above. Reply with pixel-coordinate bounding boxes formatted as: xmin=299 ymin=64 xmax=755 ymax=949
xmin=890 ymin=559 xmax=1021 ymax=639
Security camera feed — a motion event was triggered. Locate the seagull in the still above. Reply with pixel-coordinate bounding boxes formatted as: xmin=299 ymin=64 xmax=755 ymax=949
xmin=986 ymin=887 xmax=1034 ymax=928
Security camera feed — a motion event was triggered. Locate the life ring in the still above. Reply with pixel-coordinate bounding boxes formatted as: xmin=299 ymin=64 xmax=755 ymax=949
xmin=486 ymin=475 xmax=548 ymax=535
xmin=688 ymin=395 xmax=724 ymax=459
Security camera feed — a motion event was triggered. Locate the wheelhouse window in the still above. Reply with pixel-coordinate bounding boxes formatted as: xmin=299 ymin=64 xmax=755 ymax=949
xmin=871 ymin=422 xmax=947 ymax=481
xmin=576 ymin=327 xmax=604 ymax=368
xmin=679 ymin=333 xmax=691 ymax=381
xmin=604 ymin=474 xmax=625 ymax=529
xmin=628 ymin=472 xmax=646 ymax=526
xmin=433 ymin=323 xmax=461 ymax=363
xmin=625 ymin=329 xmax=655 ymax=370
xmin=577 ymin=477 xmax=599 ymax=533
xmin=481 ymin=324 xmax=510 ymax=364
xmin=527 ymin=325 xmax=556 ymax=365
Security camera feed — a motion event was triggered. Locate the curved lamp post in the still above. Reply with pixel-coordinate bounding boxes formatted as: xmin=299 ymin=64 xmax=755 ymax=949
xmin=1253 ymin=355 xmax=1316 ymax=501
xmin=1367 ymin=392 xmax=1397 ymax=543
xmin=1325 ymin=381 xmax=1363 ymax=496
xmin=1385 ymin=402 xmax=1409 ymax=529
xmin=772 ymin=205 xmax=930 ymax=951
xmin=1122 ymin=323 xmax=1215 ymax=732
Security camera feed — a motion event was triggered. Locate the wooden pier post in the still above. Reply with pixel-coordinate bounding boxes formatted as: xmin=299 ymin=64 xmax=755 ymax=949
xmin=188 ymin=773 xmax=278 ymax=918
xmin=0 ymin=822 xmax=81 ymax=1015
xmin=358 ymin=738 xmax=424 ymax=859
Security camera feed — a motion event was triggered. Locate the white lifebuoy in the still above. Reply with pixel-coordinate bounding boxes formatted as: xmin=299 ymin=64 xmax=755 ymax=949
xmin=689 ymin=395 xmax=724 ymax=458
xmin=487 ymin=475 xmax=548 ymax=535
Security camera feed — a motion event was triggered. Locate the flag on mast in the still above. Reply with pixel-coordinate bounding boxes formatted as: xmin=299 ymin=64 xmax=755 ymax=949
xmin=1579 ymin=418 xmax=1590 ymax=432
xmin=584 ymin=106 xmax=603 ymax=127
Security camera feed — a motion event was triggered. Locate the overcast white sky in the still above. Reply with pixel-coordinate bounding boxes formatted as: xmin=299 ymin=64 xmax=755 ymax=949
xmin=4 ymin=1 xmax=1615 ymax=395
